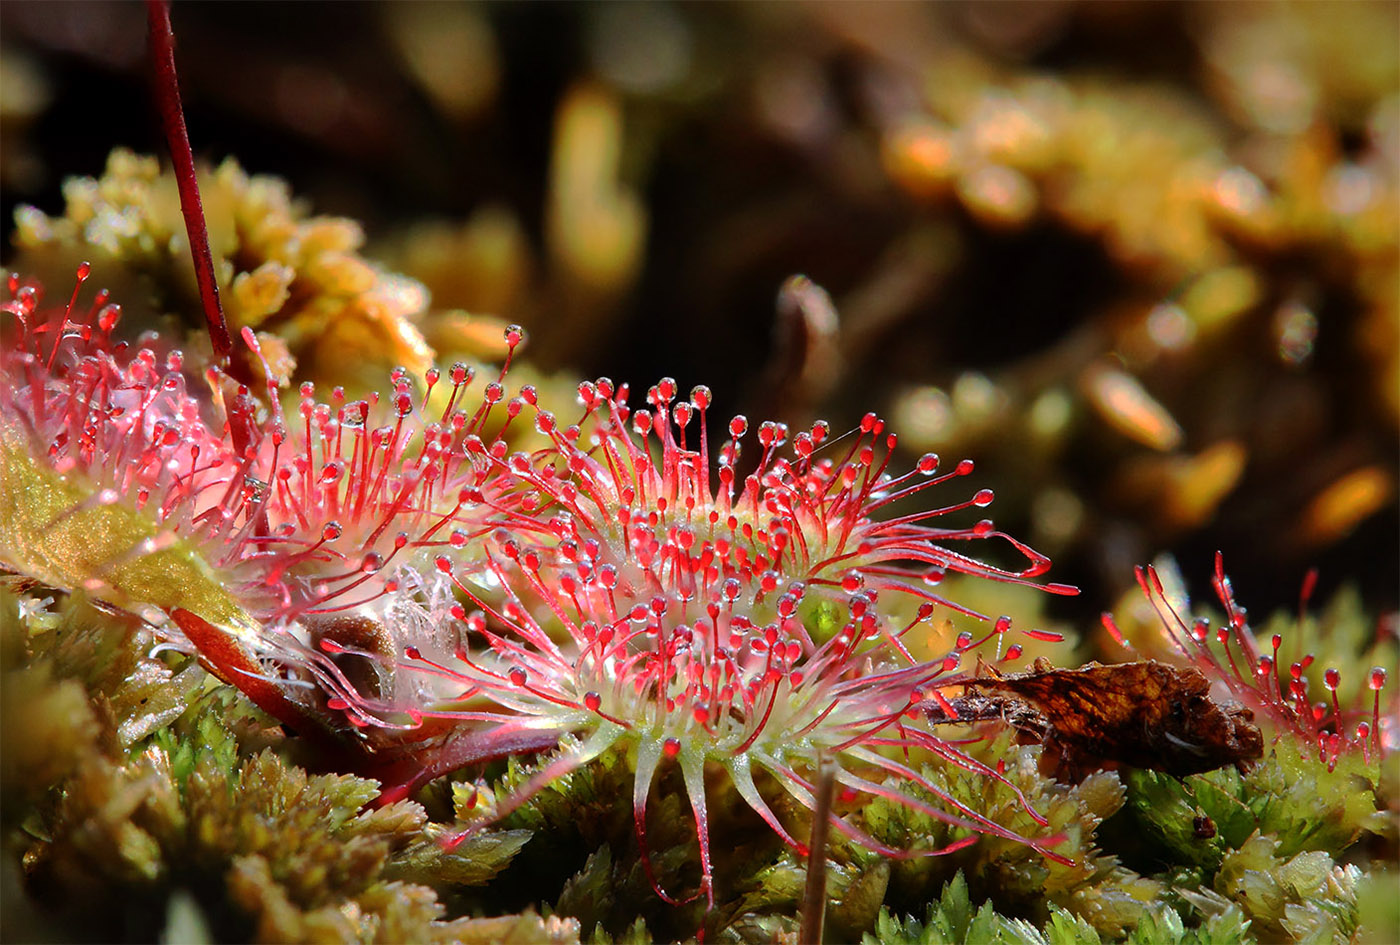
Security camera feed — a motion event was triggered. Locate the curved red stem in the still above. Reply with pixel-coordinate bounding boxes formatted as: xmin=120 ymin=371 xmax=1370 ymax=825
xmin=145 ymin=0 xmax=233 ymax=364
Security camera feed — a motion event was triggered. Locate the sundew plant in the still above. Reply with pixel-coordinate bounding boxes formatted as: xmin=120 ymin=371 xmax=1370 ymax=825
xmin=1130 ymin=554 xmax=1393 ymax=769
xmin=3 ymin=3 xmax=1398 ymax=943
xmin=0 ymin=264 xmax=1079 ymax=907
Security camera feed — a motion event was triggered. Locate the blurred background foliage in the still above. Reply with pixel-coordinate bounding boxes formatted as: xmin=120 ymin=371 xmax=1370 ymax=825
xmin=2 ymin=0 xmax=1397 ymax=627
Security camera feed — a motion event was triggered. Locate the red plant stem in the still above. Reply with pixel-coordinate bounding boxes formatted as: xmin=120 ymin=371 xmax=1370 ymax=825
xmin=799 ymin=759 xmax=835 ymax=945
xmin=145 ymin=0 xmax=233 ymax=364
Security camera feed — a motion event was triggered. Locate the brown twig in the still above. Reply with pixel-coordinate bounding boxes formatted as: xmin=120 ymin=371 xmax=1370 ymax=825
xmin=798 ymin=758 xmax=836 ymax=945
xmin=145 ymin=0 xmax=233 ymax=364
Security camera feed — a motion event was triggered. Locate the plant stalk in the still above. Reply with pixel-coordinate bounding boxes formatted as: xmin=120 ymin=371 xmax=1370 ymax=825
xmin=799 ymin=758 xmax=836 ymax=945
xmin=145 ymin=0 xmax=233 ymax=364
